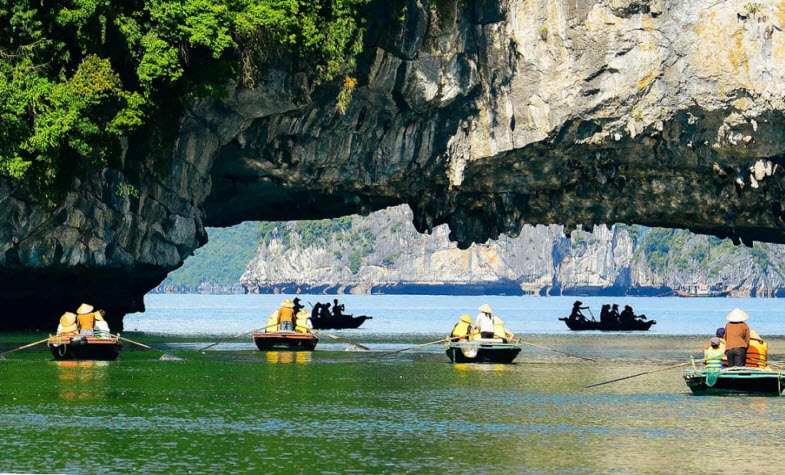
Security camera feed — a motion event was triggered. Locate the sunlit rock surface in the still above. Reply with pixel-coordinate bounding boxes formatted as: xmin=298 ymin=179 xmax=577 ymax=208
xmin=5 ymin=0 xmax=785 ymax=328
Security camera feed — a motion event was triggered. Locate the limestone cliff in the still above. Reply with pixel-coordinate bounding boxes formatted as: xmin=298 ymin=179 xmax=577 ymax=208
xmin=6 ymin=0 xmax=785 ymax=328
xmin=241 ymin=205 xmax=785 ymax=297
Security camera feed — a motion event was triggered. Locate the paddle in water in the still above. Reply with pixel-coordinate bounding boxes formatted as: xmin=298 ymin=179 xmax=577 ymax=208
xmin=584 ymin=362 xmax=690 ymax=389
xmin=518 ymin=340 xmax=596 ymax=362
xmin=314 ymin=331 xmax=370 ymax=351
xmin=115 ymin=335 xmax=183 ymax=361
xmin=0 ymin=337 xmax=51 ymax=360
xmin=377 ymin=336 xmax=461 ymax=357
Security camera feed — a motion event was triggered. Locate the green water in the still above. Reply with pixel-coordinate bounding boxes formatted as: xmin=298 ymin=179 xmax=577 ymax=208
xmin=3 ymin=336 xmax=785 ymax=474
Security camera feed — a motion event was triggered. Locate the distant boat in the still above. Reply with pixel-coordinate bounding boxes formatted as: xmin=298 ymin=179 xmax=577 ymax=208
xmin=684 ymin=367 xmax=785 ymax=396
xmin=674 ymin=289 xmax=730 ymax=298
xmin=445 ymin=340 xmax=522 ymax=364
xmin=559 ymin=318 xmax=656 ymax=331
xmin=48 ymin=335 xmax=122 ymax=361
xmin=252 ymin=331 xmax=318 ymax=351
xmin=311 ymin=314 xmax=372 ymax=330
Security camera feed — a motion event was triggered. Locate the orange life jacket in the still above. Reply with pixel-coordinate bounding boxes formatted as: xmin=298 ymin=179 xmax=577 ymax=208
xmin=746 ymin=339 xmax=768 ymax=367
xmin=77 ymin=313 xmax=95 ymax=331
xmin=278 ymin=307 xmax=295 ymax=323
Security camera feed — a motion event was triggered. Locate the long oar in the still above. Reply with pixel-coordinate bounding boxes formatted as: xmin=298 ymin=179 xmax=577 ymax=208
xmin=377 ymin=336 xmax=459 ymax=357
xmin=584 ymin=362 xmax=689 ymax=389
xmin=518 ymin=340 xmax=596 ymax=362
xmin=314 ymin=331 xmax=370 ymax=351
xmin=115 ymin=335 xmax=182 ymax=361
xmin=197 ymin=324 xmax=276 ymax=352
xmin=0 ymin=337 xmax=50 ymax=359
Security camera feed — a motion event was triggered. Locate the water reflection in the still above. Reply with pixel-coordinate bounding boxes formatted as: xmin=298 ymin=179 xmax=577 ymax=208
xmin=452 ymin=363 xmax=509 ymax=373
xmin=54 ymin=360 xmax=109 ymax=401
xmin=264 ymin=351 xmax=312 ymax=365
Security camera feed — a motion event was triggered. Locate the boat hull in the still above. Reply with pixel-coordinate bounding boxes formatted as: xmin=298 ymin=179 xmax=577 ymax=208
xmin=559 ymin=318 xmax=656 ymax=332
xmin=48 ymin=336 xmax=122 ymax=361
xmin=311 ymin=315 xmax=371 ymax=330
xmin=684 ymin=368 xmax=784 ymax=396
xmin=253 ymin=332 xmax=318 ymax=351
xmin=446 ymin=341 xmax=522 ymax=364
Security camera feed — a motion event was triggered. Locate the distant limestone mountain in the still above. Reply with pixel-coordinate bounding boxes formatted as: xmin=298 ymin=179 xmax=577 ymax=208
xmin=239 ymin=206 xmax=785 ymax=297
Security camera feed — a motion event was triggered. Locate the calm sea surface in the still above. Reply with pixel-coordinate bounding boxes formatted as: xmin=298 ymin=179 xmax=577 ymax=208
xmin=2 ymin=294 xmax=785 ymax=474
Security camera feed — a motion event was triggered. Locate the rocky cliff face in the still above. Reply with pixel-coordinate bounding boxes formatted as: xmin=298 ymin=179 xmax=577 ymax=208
xmin=241 ymin=205 xmax=785 ymax=297
xmin=6 ymin=0 xmax=785 ymax=328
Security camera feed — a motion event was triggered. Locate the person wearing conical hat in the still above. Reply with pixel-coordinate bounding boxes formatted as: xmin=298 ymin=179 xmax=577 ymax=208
xmin=476 ymin=304 xmax=495 ymax=339
xmin=275 ymin=299 xmax=296 ymax=332
xmin=94 ymin=310 xmax=111 ymax=338
xmin=724 ymin=308 xmax=750 ymax=367
xmin=76 ymin=303 xmax=96 ymax=335
xmin=57 ymin=312 xmax=78 ymax=336
xmin=450 ymin=315 xmax=473 ymax=341
xmin=745 ymin=330 xmax=768 ymax=368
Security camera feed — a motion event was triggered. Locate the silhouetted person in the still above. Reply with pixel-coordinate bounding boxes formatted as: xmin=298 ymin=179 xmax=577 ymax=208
xmin=569 ymin=301 xmax=589 ymax=322
xmin=311 ymin=302 xmax=322 ymax=321
xmin=320 ymin=303 xmax=332 ymax=320
xmin=610 ymin=304 xmax=621 ymax=324
xmin=620 ymin=305 xmax=635 ymax=325
xmin=293 ymin=298 xmax=303 ymax=316
xmin=600 ymin=304 xmax=611 ymax=325
xmin=332 ymin=299 xmax=345 ymax=318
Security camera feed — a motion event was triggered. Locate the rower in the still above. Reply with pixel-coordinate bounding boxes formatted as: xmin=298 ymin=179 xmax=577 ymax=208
xmin=56 ymin=312 xmax=78 ymax=336
xmin=724 ymin=308 xmax=750 ymax=367
xmin=293 ymin=298 xmax=304 ymax=316
xmin=76 ymin=303 xmax=96 ymax=335
xmin=476 ymin=304 xmax=495 ymax=339
xmin=450 ymin=315 xmax=473 ymax=341
xmin=569 ymin=301 xmax=589 ymax=322
xmin=267 ymin=299 xmax=296 ymax=332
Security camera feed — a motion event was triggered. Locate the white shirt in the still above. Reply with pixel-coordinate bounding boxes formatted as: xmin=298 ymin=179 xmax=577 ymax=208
xmin=94 ymin=320 xmax=111 ymax=335
xmin=475 ymin=313 xmax=494 ymax=333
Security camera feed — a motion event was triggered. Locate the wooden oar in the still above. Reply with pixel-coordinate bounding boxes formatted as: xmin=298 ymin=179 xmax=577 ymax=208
xmin=314 ymin=331 xmax=370 ymax=351
xmin=197 ymin=324 xmax=275 ymax=352
xmin=518 ymin=340 xmax=596 ymax=362
xmin=0 ymin=337 xmax=50 ymax=359
xmin=115 ymin=335 xmax=182 ymax=361
xmin=377 ymin=336 xmax=459 ymax=357
xmin=584 ymin=362 xmax=690 ymax=389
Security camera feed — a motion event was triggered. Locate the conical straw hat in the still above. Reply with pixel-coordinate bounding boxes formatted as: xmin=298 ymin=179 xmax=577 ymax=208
xmin=750 ymin=330 xmax=762 ymax=341
xmin=281 ymin=299 xmax=295 ymax=309
xmin=725 ymin=308 xmax=749 ymax=323
xmin=76 ymin=303 xmax=94 ymax=315
xmin=479 ymin=304 xmax=493 ymax=314
xmin=59 ymin=312 xmax=77 ymax=325
xmin=94 ymin=311 xmax=105 ymax=322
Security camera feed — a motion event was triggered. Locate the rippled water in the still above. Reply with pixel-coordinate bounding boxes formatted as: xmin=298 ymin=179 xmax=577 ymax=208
xmin=2 ymin=295 xmax=785 ymax=474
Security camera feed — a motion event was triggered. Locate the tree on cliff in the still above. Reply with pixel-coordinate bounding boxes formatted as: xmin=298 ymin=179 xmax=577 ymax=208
xmin=0 ymin=0 xmax=367 ymax=203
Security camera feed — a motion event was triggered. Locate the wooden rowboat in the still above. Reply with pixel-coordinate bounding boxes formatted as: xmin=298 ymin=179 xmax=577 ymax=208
xmin=559 ymin=318 xmax=656 ymax=332
xmin=445 ymin=340 xmax=522 ymax=364
xmin=253 ymin=331 xmax=318 ymax=351
xmin=311 ymin=314 xmax=372 ymax=330
xmin=47 ymin=335 xmax=122 ymax=361
xmin=683 ymin=367 xmax=785 ymax=396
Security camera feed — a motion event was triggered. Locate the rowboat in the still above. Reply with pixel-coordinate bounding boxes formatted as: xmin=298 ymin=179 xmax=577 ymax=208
xmin=683 ymin=367 xmax=785 ymax=396
xmin=445 ymin=340 xmax=522 ymax=364
xmin=47 ymin=334 xmax=122 ymax=361
xmin=559 ymin=318 xmax=656 ymax=331
xmin=252 ymin=331 xmax=318 ymax=351
xmin=311 ymin=314 xmax=372 ymax=330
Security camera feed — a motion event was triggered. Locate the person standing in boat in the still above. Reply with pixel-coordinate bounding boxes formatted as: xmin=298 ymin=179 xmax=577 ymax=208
xmin=476 ymin=304 xmax=495 ymax=339
xmin=76 ymin=303 xmax=96 ymax=335
xmin=745 ymin=330 xmax=768 ymax=368
xmin=569 ymin=301 xmax=589 ymax=322
xmin=724 ymin=308 xmax=750 ymax=367
xmin=293 ymin=298 xmax=304 ymax=316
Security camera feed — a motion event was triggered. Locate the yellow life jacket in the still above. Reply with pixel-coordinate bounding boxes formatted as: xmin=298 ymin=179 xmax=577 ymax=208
xmin=450 ymin=315 xmax=472 ymax=339
xmin=77 ymin=312 xmax=95 ymax=331
xmin=295 ymin=311 xmax=311 ymax=334
xmin=704 ymin=346 xmax=723 ymax=370
xmin=278 ymin=307 xmax=295 ymax=323
xmin=469 ymin=326 xmax=481 ymax=341
xmin=746 ymin=339 xmax=768 ymax=368
xmin=266 ymin=312 xmax=279 ymax=332
xmin=492 ymin=316 xmax=506 ymax=340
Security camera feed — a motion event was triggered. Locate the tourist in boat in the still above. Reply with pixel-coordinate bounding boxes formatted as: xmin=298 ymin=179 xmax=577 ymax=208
xmin=619 ymin=305 xmax=636 ymax=325
xmin=332 ymin=299 xmax=345 ymax=318
xmin=724 ymin=308 xmax=750 ymax=367
xmin=94 ymin=311 xmax=111 ymax=338
xmin=76 ymin=303 xmax=96 ymax=335
xmin=320 ymin=302 xmax=332 ymax=321
xmin=450 ymin=315 xmax=473 ymax=341
xmin=476 ymin=304 xmax=495 ymax=339
xmin=610 ymin=304 xmax=621 ymax=323
xmin=569 ymin=301 xmax=589 ymax=322
xmin=311 ymin=302 xmax=322 ymax=321
xmin=268 ymin=299 xmax=296 ymax=332
xmin=703 ymin=328 xmax=727 ymax=367
xmin=294 ymin=310 xmax=313 ymax=334
xmin=56 ymin=312 xmax=78 ymax=336
xmin=492 ymin=315 xmax=512 ymax=342
xmin=600 ymin=304 xmax=611 ymax=325
xmin=746 ymin=330 xmax=768 ymax=368
xmin=704 ymin=337 xmax=724 ymax=370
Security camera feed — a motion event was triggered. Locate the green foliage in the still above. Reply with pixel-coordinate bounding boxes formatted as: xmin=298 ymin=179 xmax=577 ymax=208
xmin=163 ymin=222 xmax=260 ymax=288
xmin=293 ymin=216 xmax=352 ymax=247
xmin=0 ymin=0 xmax=368 ymax=200
xmin=642 ymin=228 xmax=674 ymax=271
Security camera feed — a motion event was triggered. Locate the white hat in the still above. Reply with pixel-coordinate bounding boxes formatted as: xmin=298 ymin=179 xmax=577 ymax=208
xmin=725 ymin=308 xmax=749 ymax=323
xmin=479 ymin=304 xmax=493 ymax=314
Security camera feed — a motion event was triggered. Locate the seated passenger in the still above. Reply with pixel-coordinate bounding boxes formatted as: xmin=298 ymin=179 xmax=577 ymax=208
xmin=704 ymin=337 xmax=724 ymax=371
xmin=450 ymin=315 xmax=473 ymax=341
xmin=476 ymin=304 xmax=495 ymax=339
xmin=492 ymin=315 xmax=512 ymax=343
xmin=76 ymin=303 xmax=96 ymax=335
xmin=94 ymin=311 xmax=111 ymax=338
xmin=610 ymin=304 xmax=621 ymax=323
xmin=746 ymin=330 xmax=768 ymax=368
xmin=56 ymin=312 xmax=78 ymax=336
xmin=276 ymin=299 xmax=296 ymax=332
xmin=619 ymin=305 xmax=635 ymax=324
xmin=294 ymin=310 xmax=313 ymax=334
xmin=599 ymin=305 xmax=611 ymax=325
xmin=704 ymin=328 xmax=727 ymax=367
